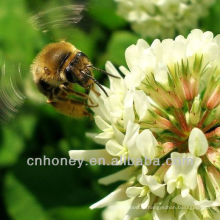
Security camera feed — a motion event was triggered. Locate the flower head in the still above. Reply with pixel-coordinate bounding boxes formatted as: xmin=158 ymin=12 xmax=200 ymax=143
xmin=114 ymin=0 xmax=215 ymax=38
xmin=69 ymin=29 xmax=220 ymax=219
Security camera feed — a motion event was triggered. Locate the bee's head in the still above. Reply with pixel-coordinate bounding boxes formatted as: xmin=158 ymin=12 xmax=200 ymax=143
xmin=64 ymin=52 xmax=109 ymax=96
xmin=64 ymin=51 xmax=94 ymax=89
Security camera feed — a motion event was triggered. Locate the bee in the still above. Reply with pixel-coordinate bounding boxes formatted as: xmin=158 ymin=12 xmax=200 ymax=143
xmin=31 ymin=41 xmax=118 ymax=117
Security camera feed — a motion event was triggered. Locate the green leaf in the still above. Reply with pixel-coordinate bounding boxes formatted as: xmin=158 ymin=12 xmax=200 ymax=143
xmin=4 ymin=172 xmax=49 ymax=220
xmin=88 ymin=0 xmax=126 ymax=30
xmin=4 ymin=161 xmax=102 ymax=207
xmin=103 ymin=31 xmax=139 ymax=67
xmin=48 ymin=206 xmax=99 ymax=220
xmin=0 ymin=127 xmax=24 ymax=166
xmin=3 ymin=161 xmax=104 ymax=220
xmin=13 ymin=115 xmax=37 ymax=139
xmin=0 ymin=0 xmax=44 ymax=65
xmin=0 ymin=114 xmax=37 ymax=166
xmin=200 ymin=2 xmax=220 ymax=35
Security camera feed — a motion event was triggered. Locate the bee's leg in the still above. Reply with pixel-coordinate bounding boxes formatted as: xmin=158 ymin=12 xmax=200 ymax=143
xmin=49 ymin=94 xmax=97 ymax=108
xmin=48 ymin=98 xmax=92 ymax=118
xmin=59 ymin=84 xmax=88 ymax=98
xmin=90 ymin=84 xmax=101 ymax=97
xmin=86 ymin=102 xmax=98 ymax=108
xmin=59 ymin=84 xmax=91 ymax=101
xmin=47 ymin=87 xmax=68 ymax=102
xmin=46 ymin=99 xmax=53 ymax=104
xmin=59 ymin=83 xmax=97 ymax=105
xmin=47 ymin=96 xmax=67 ymax=103
xmin=37 ymin=80 xmax=67 ymax=101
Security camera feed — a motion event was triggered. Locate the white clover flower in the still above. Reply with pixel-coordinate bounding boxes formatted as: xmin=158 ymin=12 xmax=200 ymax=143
xmin=126 ymin=166 xmax=165 ymax=211
xmin=69 ymin=29 xmax=220 ymax=219
xmin=164 ymin=152 xmax=201 ymax=196
xmin=114 ymin=0 xmax=215 ymax=38
xmin=136 ymin=129 xmax=159 ymax=159
xmin=102 ymin=199 xmax=133 ymax=220
xmin=106 ymin=121 xmax=140 ymax=161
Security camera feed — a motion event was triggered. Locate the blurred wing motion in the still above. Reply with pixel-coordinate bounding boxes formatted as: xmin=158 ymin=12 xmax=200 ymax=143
xmin=0 ymin=4 xmax=86 ymax=123
xmin=0 ymin=63 xmax=26 ymax=123
xmin=30 ymin=4 xmax=85 ymax=32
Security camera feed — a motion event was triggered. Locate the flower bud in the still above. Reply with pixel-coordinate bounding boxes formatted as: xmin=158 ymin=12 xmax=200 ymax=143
xmin=194 ymin=174 xmax=206 ymax=201
xmin=189 ymin=96 xmax=201 ymax=125
xmin=206 ymin=147 xmax=220 ymax=169
xmin=205 ymin=166 xmax=220 ymax=198
xmin=158 ymin=142 xmax=176 ymax=158
xmin=207 ymin=87 xmax=220 ymax=109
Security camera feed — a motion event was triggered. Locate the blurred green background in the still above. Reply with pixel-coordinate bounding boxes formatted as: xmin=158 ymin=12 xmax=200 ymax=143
xmin=0 ymin=0 xmax=220 ymax=220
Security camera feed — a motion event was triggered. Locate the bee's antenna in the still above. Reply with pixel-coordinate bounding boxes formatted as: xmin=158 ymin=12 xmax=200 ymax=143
xmin=83 ymin=72 xmax=109 ymax=97
xmin=87 ymin=65 xmax=120 ymax=78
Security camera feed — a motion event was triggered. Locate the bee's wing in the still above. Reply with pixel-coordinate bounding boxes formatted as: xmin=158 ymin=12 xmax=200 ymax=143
xmin=0 ymin=62 xmax=26 ymax=123
xmin=0 ymin=4 xmax=86 ymax=123
xmin=29 ymin=4 xmax=85 ymax=33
